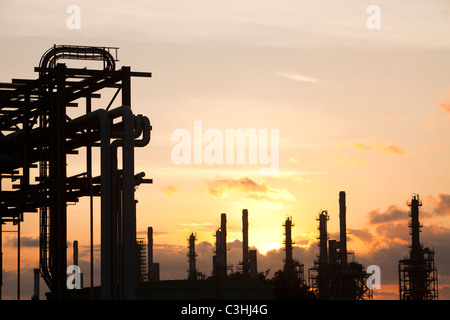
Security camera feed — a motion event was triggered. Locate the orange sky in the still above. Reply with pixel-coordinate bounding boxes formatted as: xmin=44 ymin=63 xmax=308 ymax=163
xmin=1 ymin=0 xmax=450 ymax=300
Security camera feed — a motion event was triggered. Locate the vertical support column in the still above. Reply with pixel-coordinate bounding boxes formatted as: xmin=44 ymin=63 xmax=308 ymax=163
xmin=122 ymin=66 xmax=131 ymax=107
xmin=86 ymin=94 xmax=94 ymax=300
xmin=17 ymin=219 xmax=20 ymax=300
xmin=111 ymin=68 xmax=134 ymax=298
xmin=73 ymin=240 xmax=79 ymax=267
xmin=0 ymin=202 xmax=2 ymax=300
xmin=23 ymin=91 xmax=30 ymax=188
xmin=50 ymin=63 xmax=68 ymax=299
xmin=120 ymin=93 xmax=136 ymax=299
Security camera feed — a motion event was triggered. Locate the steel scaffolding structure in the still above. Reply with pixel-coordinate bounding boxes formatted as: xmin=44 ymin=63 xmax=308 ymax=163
xmin=187 ymin=232 xmax=199 ymax=280
xmin=0 ymin=45 xmax=152 ymax=300
xmin=398 ymin=194 xmax=438 ymax=300
xmin=282 ymin=216 xmax=305 ymax=282
xmin=136 ymin=238 xmax=148 ymax=283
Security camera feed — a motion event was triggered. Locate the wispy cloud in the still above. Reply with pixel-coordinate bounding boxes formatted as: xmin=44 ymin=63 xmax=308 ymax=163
xmin=206 ymin=176 xmax=297 ymax=202
xmin=434 ymin=194 xmax=450 ymax=216
xmin=419 ymin=142 xmax=448 ymax=152
xmin=179 ymin=222 xmax=214 ymax=232
xmin=5 ymin=235 xmax=39 ymax=248
xmin=333 ymin=153 xmax=365 ymax=168
xmin=276 ymin=71 xmax=319 ymax=83
xmin=351 ymin=139 xmax=406 ymax=156
xmin=161 ymin=185 xmax=179 ymax=196
xmin=437 ymin=90 xmax=450 ymax=114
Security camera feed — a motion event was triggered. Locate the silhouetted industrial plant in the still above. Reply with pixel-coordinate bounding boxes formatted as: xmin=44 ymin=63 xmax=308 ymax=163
xmin=308 ymin=192 xmax=372 ymax=300
xmin=0 ymin=46 xmax=439 ymax=300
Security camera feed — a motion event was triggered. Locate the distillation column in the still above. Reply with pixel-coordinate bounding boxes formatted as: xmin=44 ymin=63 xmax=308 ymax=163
xmin=188 ymin=233 xmax=198 ymax=280
xmin=283 ymin=217 xmax=294 ymax=275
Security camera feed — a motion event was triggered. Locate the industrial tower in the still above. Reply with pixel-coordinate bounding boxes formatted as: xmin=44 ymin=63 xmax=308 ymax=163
xmin=242 ymin=209 xmax=250 ymax=278
xmin=136 ymin=238 xmax=148 ymax=283
xmin=187 ymin=232 xmax=198 ymax=280
xmin=212 ymin=213 xmax=228 ymax=278
xmin=308 ymin=191 xmax=372 ymax=300
xmin=148 ymin=227 xmax=160 ymax=281
xmin=399 ymin=194 xmax=438 ymax=300
xmin=238 ymin=209 xmax=258 ymax=280
xmin=282 ymin=217 xmax=304 ymax=281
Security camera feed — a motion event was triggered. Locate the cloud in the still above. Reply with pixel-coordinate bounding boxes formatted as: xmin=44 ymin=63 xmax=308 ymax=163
xmin=276 ymin=72 xmax=319 ymax=83
xmin=161 ymin=185 xmax=179 ymax=196
xmin=179 ymin=222 xmax=214 ymax=232
xmin=367 ymin=205 xmax=409 ymax=224
xmin=374 ymin=223 xmax=410 ymax=245
xmin=438 ymin=101 xmax=450 ymax=113
xmin=333 ymin=153 xmax=365 ymax=168
xmin=351 ymin=140 xmax=406 ymax=156
xmin=419 ymin=142 xmax=448 ymax=152
xmin=348 ymin=228 xmax=374 ymax=244
xmin=5 ymin=235 xmax=39 ymax=248
xmin=434 ymin=194 xmax=450 ymax=216
xmin=437 ymin=90 xmax=450 ymax=114
xmin=206 ymin=176 xmax=297 ymax=202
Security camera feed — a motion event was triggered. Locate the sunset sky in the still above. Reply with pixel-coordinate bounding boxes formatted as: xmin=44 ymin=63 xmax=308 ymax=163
xmin=1 ymin=0 xmax=450 ymax=300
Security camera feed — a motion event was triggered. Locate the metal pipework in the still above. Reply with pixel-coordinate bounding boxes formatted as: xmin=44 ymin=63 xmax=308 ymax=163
xmin=39 ymin=45 xmax=117 ymax=78
xmin=69 ymin=108 xmax=112 ymax=298
xmin=69 ymin=105 xmax=152 ymax=299
xmin=108 ymin=106 xmax=151 ymax=299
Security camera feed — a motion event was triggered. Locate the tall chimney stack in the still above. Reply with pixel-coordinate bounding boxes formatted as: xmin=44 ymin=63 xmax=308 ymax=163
xmin=147 ymin=227 xmax=160 ymax=281
xmin=32 ymin=268 xmax=40 ymax=300
xmin=242 ymin=209 xmax=249 ymax=277
xmin=148 ymin=227 xmax=153 ymax=278
xmin=220 ymin=213 xmax=227 ymax=278
xmin=339 ymin=191 xmax=347 ymax=264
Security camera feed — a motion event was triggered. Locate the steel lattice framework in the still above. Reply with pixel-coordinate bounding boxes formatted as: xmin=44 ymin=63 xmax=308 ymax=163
xmin=0 ymin=45 xmax=152 ymax=300
xmin=399 ymin=195 xmax=438 ymax=300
